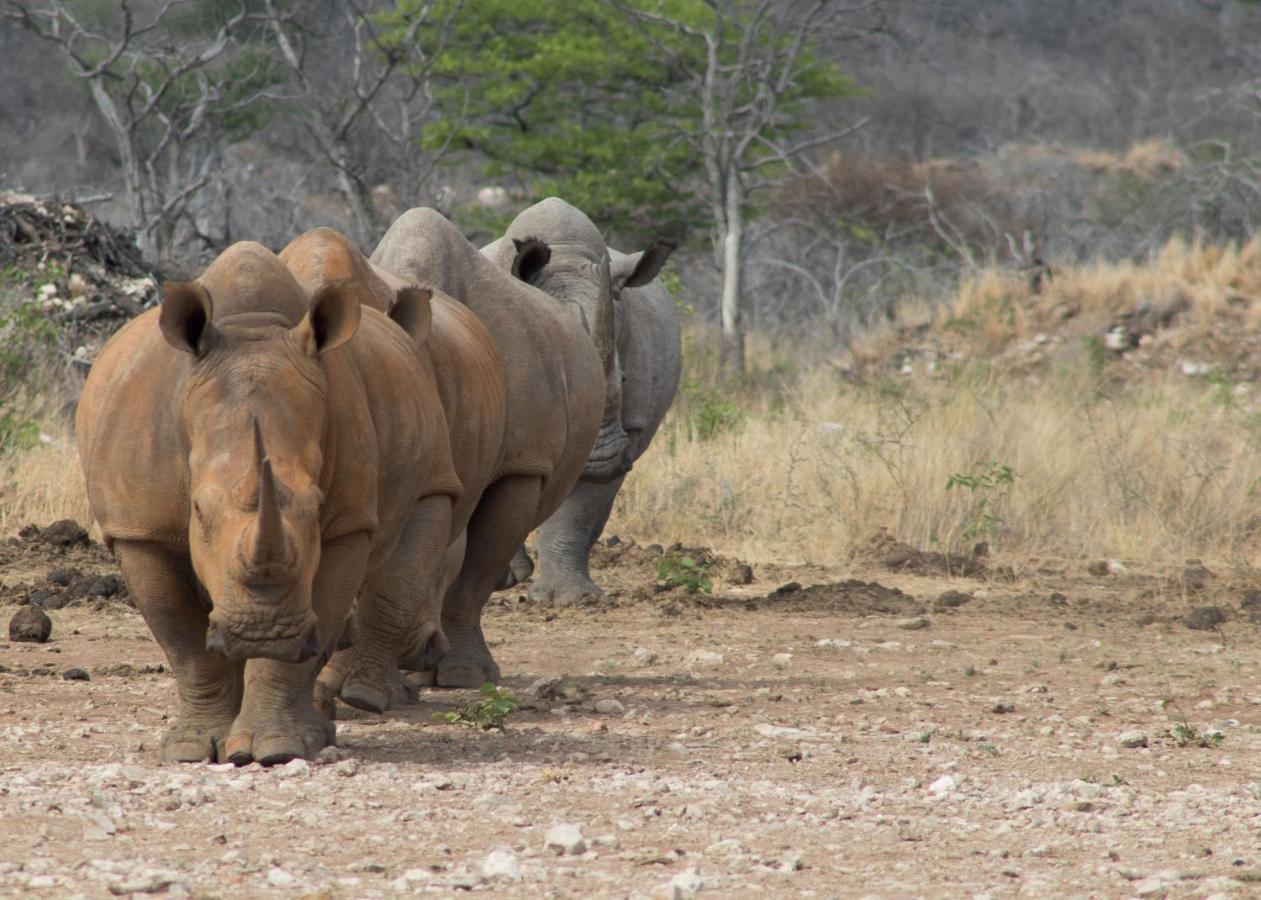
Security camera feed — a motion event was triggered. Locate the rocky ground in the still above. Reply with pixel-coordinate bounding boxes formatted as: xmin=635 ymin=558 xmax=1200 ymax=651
xmin=3 ymin=527 xmax=1261 ymax=898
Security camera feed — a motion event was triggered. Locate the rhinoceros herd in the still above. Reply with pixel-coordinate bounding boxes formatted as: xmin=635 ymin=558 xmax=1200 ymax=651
xmin=75 ymin=198 xmax=681 ymax=765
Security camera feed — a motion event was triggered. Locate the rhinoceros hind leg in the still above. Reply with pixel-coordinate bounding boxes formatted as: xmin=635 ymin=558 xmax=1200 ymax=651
xmin=435 ymin=475 xmax=541 ymax=688
xmin=529 ymin=477 xmax=622 ymax=607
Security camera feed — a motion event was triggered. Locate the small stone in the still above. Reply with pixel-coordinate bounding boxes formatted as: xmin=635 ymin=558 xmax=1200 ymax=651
xmin=334 ymin=759 xmax=361 ymax=777
xmin=771 ymin=653 xmax=793 ymax=669
xmin=928 ymin=775 xmax=958 ymax=795
xmin=9 ymin=606 xmax=52 ymax=643
xmin=771 ymin=581 xmax=802 ymax=596
xmin=266 ymin=867 xmax=297 ymax=887
xmin=684 ymin=650 xmax=725 ymax=669
xmin=1185 ymin=606 xmax=1227 ymax=631
xmin=1106 ymin=559 xmax=1127 ymax=574
xmin=1086 ymin=560 xmax=1109 ymax=577
xmin=527 ymin=674 xmax=566 ymax=700
xmin=726 ymin=562 xmax=754 ymax=585
xmin=63 ymin=667 xmax=90 ymax=681
xmin=895 ymin=616 xmax=929 ymax=630
xmin=277 ymin=758 xmax=310 ymax=778
xmin=47 ymin=568 xmax=78 ymax=586
xmin=933 ymin=590 xmax=971 ymax=611
xmin=544 ymin=823 xmax=587 ymax=856
xmin=1118 ymin=730 xmax=1149 ymax=749
xmin=314 ymin=745 xmax=349 ymax=765
xmin=481 ymin=849 xmax=522 ymax=882
xmin=665 ymin=868 xmax=704 ymax=898
xmin=779 ymin=850 xmax=805 ymax=872
xmin=632 ymin=647 xmax=657 ymax=666
xmin=594 ymin=698 xmax=626 ymax=716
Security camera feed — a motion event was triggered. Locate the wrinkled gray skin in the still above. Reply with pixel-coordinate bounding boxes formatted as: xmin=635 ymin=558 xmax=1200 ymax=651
xmin=371 ymin=207 xmax=622 ymax=686
xmin=486 ymin=199 xmax=681 ymax=605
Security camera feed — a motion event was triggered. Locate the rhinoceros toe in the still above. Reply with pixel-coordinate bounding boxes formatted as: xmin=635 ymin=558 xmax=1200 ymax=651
xmin=528 ymin=573 xmax=605 ymax=607
xmin=340 ymin=666 xmax=418 ymax=714
xmin=160 ymin=716 xmax=234 ymax=764
xmin=223 ymin=707 xmax=334 ymax=766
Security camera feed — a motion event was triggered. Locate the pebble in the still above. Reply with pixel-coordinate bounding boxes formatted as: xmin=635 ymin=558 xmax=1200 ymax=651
xmin=771 ymin=653 xmax=793 ymax=669
xmin=544 ymin=823 xmax=587 ymax=856
xmin=527 ymin=674 xmax=566 ymax=700
xmin=266 ymin=867 xmax=297 ymax=887
xmin=664 ymin=868 xmax=704 ymax=898
xmin=481 ymin=849 xmax=522 ymax=881
xmin=928 ymin=775 xmax=958 ymax=795
xmin=1118 ymin=730 xmax=1149 ymax=749
xmin=277 ymin=758 xmax=310 ymax=778
xmin=684 ymin=650 xmax=725 ymax=669
xmin=632 ymin=647 xmax=658 ymax=666
xmin=594 ymin=698 xmax=626 ymax=716
xmin=895 ymin=616 xmax=929 ymax=630
xmin=8 ymin=606 xmax=52 ymax=643
xmin=62 ymin=667 xmax=90 ymax=681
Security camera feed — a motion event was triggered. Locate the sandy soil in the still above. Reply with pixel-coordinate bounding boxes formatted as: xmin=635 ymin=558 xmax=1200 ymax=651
xmin=2 ymin=529 xmax=1261 ymax=898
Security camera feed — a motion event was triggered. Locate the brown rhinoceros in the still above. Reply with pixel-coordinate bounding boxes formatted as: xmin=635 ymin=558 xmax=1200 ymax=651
xmin=76 ymin=242 xmax=462 ymax=764
xmin=278 ymin=227 xmax=508 ymax=712
xmin=371 ymin=208 xmax=626 ymax=687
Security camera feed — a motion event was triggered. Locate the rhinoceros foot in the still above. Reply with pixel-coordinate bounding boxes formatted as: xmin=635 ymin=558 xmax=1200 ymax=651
xmin=340 ymin=665 xmax=419 ymax=714
xmin=161 ymin=714 xmax=235 ymax=764
xmin=528 ymin=571 xmax=605 ymax=607
xmin=433 ymin=629 xmax=501 ymax=688
xmin=223 ymin=704 xmax=334 ymax=766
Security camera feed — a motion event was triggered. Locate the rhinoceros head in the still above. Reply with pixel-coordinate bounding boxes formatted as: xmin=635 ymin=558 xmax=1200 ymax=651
xmin=158 ymin=244 xmax=361 ymax=663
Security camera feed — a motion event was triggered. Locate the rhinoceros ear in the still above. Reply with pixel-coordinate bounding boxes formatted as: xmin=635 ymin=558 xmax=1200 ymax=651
xmin=510 ymin=237 xmax=550 ymax=286
xmin=294 ymin=283 xmax=361 ymax=356
xmin=389 ymin=286 xmax=433 ymax=347
xmin=617 ymin=238 xmax=678 ymax=291
xmin=159 ymin=282 xmax=215 ymax=356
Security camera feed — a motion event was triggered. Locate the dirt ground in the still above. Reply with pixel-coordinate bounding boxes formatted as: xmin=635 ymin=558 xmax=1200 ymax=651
xmin=3 ymin=527 xmax=1261 ymax=898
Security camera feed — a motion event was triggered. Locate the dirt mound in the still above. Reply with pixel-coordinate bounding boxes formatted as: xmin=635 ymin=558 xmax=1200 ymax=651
xmin=0 ymin=521 xmax=130 ymax=609
xmin=765 ymin=578 xmax=924 ymax=616
xmin=858 ymin=529 xmax=987 ymax=578
xmin=591 ymin=536 xmax=754 ymax=587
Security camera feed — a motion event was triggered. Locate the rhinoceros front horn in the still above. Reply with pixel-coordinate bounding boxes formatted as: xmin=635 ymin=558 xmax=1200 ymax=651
xmin=251 ymin=424 xmax=286 ymax=569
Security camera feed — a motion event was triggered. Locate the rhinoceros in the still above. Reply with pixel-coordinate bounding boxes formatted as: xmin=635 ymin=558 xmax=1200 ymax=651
xmin=485 ymin=198 xmax=681 ymax=605
xmin=76 ymin=242 xmax=463 ymax=763
xmin=371 ymin=208 xmax=624 ymax=686
xmin=278 ymin=227 xmax=508 ymax=711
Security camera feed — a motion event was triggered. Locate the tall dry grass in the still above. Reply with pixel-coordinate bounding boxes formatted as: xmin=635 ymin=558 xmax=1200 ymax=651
xmin=0 ymin=430 xmax=90 ymax=533
xmin=609 ymin=361 xmax=1261 ymax=567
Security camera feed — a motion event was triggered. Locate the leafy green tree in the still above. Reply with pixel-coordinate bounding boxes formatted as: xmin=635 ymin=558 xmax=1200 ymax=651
xmin=387 ymin=0 xmax=861 ymax=375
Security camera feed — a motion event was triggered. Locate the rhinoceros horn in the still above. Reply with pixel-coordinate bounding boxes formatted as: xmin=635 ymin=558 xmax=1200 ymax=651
xmin=593 ymin=253 xmax=616 ymax=391
xmin=251 ymin=421 xmax=286 ymax=568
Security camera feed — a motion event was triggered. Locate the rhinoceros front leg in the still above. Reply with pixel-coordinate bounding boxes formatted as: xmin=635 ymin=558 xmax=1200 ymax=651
xmin=529 ymin=476 xmax=624 ymax=606
xmin=113 ymin=540 xmax=242 ymax=763
xmin=434 ymin=474 xmax=542 ymax=688
xmin=322 ymin=494 xmax=453 ymax=714
xmin=223 ymin=534 xmax=369 ymax=766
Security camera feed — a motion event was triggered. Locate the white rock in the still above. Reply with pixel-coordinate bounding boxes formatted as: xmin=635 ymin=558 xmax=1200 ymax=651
xmin=815 ymin=639 xmax=852 ymax=649
xmin=665 ymin=868 xmax=704 ymax=897
xmin=633 ymin=647 xmax=658 ymax=665
xmin=895 ymin=616 xmax=929 ymax=630
xmin=754 ymin=723 xmax=816 ymax=740
xmin=771 ymin=653 xmax=793 ymax=669
xmin=277 ymin=758 xmax=309 ymax=778
xmin=481 ymin=850 xmax=522 ymax=882
xmin=685 ymin=650 xmax=725 ymax=669
xmin=266 ymin=867 xmax=297 ymax=887
xmin=1106 ymin=559 xmax=1127 ymax=574
xmin=527 ymin=674 xmax=566 ymax=700
xmin=780 ymin=850 xmax=805 ymax=872
xmin=544 ymin=823 xmax=587 ymax=856
xmin=928 ymin=775 xmax=958 ymax=796
xmin=1118 ymin=730 xmax=1149 ymax=749
xmin=594 ymin=698 xmax=626 ymax=716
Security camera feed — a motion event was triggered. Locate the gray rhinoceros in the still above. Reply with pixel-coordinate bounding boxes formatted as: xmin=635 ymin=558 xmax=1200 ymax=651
xmin=76 ymin=242 xmax=466 ymax=763
xmin=485 ymin=198 xmax=681 ymax=605
xmin=371 ymin=208 xmax=625 ymax=686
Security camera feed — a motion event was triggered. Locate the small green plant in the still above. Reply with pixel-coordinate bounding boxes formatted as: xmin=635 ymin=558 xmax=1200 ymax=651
xmin=945 ymin=460 xmax=1016 ymax=543
xmin=1162 ymin=698 xmax=1224 ymax=748
xmin=434 ymin=682 xmax=519 ymax=730
xmin=655 ymin=553 xmax=714 ymax=594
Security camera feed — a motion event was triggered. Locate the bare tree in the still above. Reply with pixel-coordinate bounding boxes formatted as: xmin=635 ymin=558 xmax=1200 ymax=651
xmin=621 ymin=0 xmax=873 ymax=376
xmin=4 ymin=0 xmax=267 ymax=261
xmin=261 ymin=0 xmax=461 ymax=247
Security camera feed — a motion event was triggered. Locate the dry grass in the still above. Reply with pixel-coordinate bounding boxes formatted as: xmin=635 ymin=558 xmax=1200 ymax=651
xmin=609 ymin=361 xmax=1261 ymax=567
xmin=0 ymin=429 xmax=89 ymax=534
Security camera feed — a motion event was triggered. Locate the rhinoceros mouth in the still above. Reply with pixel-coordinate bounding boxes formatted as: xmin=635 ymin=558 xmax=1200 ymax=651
xmin=205 ymin=619 xmax=322 ymax=663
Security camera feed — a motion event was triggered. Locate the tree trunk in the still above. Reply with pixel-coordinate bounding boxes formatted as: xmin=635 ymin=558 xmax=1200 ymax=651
xmin=718 ymin=175 xmax=745 ymax=378
xmin=88 ymin=79 xmax=149 ymax=256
